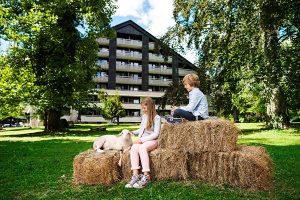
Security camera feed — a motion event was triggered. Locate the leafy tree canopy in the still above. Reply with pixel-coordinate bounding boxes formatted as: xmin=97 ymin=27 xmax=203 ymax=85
xmin=0 ymin=0 xmax=117 ymax=130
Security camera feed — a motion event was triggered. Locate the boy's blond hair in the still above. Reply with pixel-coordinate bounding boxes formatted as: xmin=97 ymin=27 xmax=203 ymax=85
xmin=182 ymin=73 xmax=200 ymax=87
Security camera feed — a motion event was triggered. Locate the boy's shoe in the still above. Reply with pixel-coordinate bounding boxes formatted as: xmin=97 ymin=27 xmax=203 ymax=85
xmin=166 ymin=116 xmax=183 ymax=124
xmin=132 ymin=174 xmax=150 ymax=188
xmin=125 ymin=174 xmax=141 ymax=188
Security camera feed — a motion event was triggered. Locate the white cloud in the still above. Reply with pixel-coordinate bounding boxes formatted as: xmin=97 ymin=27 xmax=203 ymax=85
xmin=114 ymin=0 xmax=174 ymax=36
xmin=113 ymin=0 xmax=196 ymax=63
xmin=115 ymin=0 xmax=146 ymax=18
xmin=146 ymin=0 xmax=175 ymax=37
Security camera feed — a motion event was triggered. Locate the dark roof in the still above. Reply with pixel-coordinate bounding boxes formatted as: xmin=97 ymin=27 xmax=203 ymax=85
xmin=112 ymin=20 xmax=196 ymax=69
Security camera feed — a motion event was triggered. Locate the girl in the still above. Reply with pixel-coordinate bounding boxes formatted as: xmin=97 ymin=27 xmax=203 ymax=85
xmin=125 ymin=97 xmax=161 ymax=188
xmin=168 ymin=73 xmax=209 ymax=123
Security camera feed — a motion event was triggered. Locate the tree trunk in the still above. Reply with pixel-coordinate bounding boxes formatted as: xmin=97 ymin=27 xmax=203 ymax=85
xmin=266 ymin=86 xmax=289 ymax=128
xmin=47 ymin=109 xmax=62 ymax=131
xmin=117 ymin=117 xmax=120 ymax=125
xmin=260 ymin=2 xmax=289 ymax=129
xmin=232 ymin=107 xmax=240 ymax=123
xmin=44 ymin=110 xmax=48 ymax=131
xmin=9 ymin=117 xmax=13 ymax=127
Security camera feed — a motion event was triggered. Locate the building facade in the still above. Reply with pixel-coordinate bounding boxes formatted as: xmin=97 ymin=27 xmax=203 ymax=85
xmin=64 ymin=20 xmax=197 ymax=123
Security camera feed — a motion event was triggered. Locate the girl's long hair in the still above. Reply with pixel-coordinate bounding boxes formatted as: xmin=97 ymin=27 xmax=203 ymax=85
xmin=141 ymin=97 xmax=157 ymax=130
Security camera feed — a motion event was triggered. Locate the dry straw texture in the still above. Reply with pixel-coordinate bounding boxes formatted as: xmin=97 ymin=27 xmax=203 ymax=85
xmin=73 ymin=150 xmax=121 ymax=185
xmin=188 ymin=146 xmax=273 ymax=190
xmin=122 ymin=149 xmax=188 ymax=181
xmin=159 ymin=119 xmax=240 ymax=152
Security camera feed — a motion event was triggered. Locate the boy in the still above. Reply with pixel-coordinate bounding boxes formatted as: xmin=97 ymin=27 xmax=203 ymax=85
xmin=167 ymin=73 xmax=208 ymax=123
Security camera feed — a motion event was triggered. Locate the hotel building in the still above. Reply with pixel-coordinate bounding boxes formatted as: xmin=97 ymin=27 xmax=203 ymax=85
xmin=64 ymin=20 xmax=197 ymax=123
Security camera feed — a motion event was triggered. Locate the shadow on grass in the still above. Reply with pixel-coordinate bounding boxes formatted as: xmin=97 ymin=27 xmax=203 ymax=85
xmin=0 ymin=123 xmax=140 ymax=138
xmin=240 ymin=127 xmax=271 ymax=135
xmin=1 ymin=130 xmax=119 ymax=137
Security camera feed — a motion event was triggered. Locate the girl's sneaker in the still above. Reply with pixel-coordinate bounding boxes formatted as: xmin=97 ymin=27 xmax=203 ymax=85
xmin=125 ymin=174 xmax=140 ymax=188
xmin=132 ymin=174 xmax=150 ymax=188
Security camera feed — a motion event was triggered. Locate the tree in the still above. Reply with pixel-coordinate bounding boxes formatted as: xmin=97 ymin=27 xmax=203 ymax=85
xmin=98 ymin=91 xmax=125 ymax=125
xmin=0 ymin=0 xmax=116 ymax=131
xmin=164 ymin=0 xmax=300 ymax=128
xmin=160 ymin=81 xmax=188 ymax=109
xmin=0 ymin=56 xmax=36 ymax=123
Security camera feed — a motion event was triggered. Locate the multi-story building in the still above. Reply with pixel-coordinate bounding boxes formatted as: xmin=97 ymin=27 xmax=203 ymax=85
xmin=64 ymin=20 xmax=198 ymax=123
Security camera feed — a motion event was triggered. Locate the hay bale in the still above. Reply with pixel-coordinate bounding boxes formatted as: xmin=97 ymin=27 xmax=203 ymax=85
xmin=236 ymin=145 xmax=266 ymax=155
xmin=159 ymin=119 xmax=240 ymax=152
xmin=73 ymin=149 xmax=121 ymax=185
xmin=187 ymin=146 xmax=273 ymax=190
xmin=122 ymin=149 xmax=188 ymax=181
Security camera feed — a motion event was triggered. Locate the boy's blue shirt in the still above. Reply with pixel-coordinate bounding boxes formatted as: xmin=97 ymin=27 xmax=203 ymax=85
xmin=180 ymin=87 xmax=209 ymax=119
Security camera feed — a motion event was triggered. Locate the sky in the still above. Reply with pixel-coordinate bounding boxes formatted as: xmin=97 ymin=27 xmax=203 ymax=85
xmin=1 ymin=0 xmax=196 ymax=63
xmin=113 ymin=0 xmax=196 ymax=63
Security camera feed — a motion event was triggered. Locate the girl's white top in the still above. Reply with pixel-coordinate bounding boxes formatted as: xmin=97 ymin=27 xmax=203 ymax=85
xmin=132 ymin=114 xmax=161 ymax=142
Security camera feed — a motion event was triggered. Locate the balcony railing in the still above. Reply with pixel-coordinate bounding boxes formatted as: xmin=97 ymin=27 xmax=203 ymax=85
xmin=149 ymin=78 xmax=172 ymax=86
xmin=149 ymin=42 xmax=155 ymax=50
xmin=116 ymin=76 xmax=142 ymax=85
xmin=96 ymin=37 xmax=109 ymax=45
xmin=117 ymin=38 xmax=142 ymax=48
xmin=149 ymin=53 xmax=172 ymax=63
xmin=96 ymin=62 xmax=109 ymax=69
xmin=117 ymin=51 xmax=142 ymax=60
xmin=98 ymin=50 xmax=109 ymax=57
xmin=149 ymin=66 xmax=172 ymax=75
xmin=116 ymin=64 xmax=142 ymax=72
xmin=178 ymin=68 xmax=196 ymax=76
xmin=93 ymin=76 xmax=108 ymax=82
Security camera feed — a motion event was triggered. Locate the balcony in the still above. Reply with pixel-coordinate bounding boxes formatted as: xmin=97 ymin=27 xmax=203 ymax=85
xmin=149 ymin=42 xmax=155 ymax=50
xmin=178 ymin=68 xmax=197 ymax=76
xmin=149 ymin=78 xmax=172 ymax=86
xmin=105 ymin=89 xmax=165 ymax=98
xmin=117 ymin=51 xmax=142 ymax=61
xmin=116 ymin=76 xmax=142 ymax=85
xmin=149 ymin=66 xmax=172 ymax=75
xmin=98 ymin=49 xmax=109 ymax=57
xmin=149 ymin=53 xmax=172 ymax=63
xmin=93 ymin=76 xmax=108 ymax=82
xmin=96 ymin=37 xmax=109 ymax=45
xmin=117 ymin=38 xmax=142 ymax=49
xmin=96 ymin=62 xmax=109 ymax=70
xmin=116 ymin=63 xmax=142 ymax=72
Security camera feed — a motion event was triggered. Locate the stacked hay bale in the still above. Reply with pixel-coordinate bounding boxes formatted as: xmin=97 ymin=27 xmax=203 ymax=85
xmin=73 ymin=150 xmax=121 ymax=185
xmin=121 ymin=118 xmax=273 ymax=190
xmin=122 ymin=149 xmax=188 ymax=181
xmin=73 ymin=119 xmax=273 ymax=190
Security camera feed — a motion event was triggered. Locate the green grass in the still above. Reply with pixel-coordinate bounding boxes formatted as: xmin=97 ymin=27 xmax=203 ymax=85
xmin=0 ymin=123 xmax=299 ymax=199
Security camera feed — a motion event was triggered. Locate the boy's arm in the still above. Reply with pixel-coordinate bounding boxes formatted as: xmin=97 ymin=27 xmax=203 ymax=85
xmin=180 ymin=92 xmax=202 ymax=112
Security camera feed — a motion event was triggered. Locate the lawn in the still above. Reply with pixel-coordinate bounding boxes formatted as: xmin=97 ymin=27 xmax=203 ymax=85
xmin=0 ymin=123 xmax=299 ymax=200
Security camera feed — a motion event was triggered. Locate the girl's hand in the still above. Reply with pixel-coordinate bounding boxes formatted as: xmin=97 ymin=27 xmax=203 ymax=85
xmin=134 ymin=139 xmax=143 ymax=144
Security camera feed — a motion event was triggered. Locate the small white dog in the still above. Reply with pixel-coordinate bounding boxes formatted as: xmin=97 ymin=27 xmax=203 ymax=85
xmin=93 ymin=129 xmax=133 ymax=153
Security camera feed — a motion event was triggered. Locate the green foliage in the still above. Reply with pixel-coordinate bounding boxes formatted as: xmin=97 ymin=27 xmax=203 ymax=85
xmin=98 ymin=91 xmax=126 ymax=124
xmin=160 ymin=81 xmax=188 ymax=109
xmin=164 ymin=0 xmax=300 ymax=128
xmin=0 ymin=56 xmax=36 ymax=119
xmin=0 ymin=0 xmax=116 ymax=130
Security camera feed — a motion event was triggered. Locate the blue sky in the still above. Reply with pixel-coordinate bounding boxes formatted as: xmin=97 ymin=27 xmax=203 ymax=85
xmin=1 ymin=0 xmax=196 ymax=63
